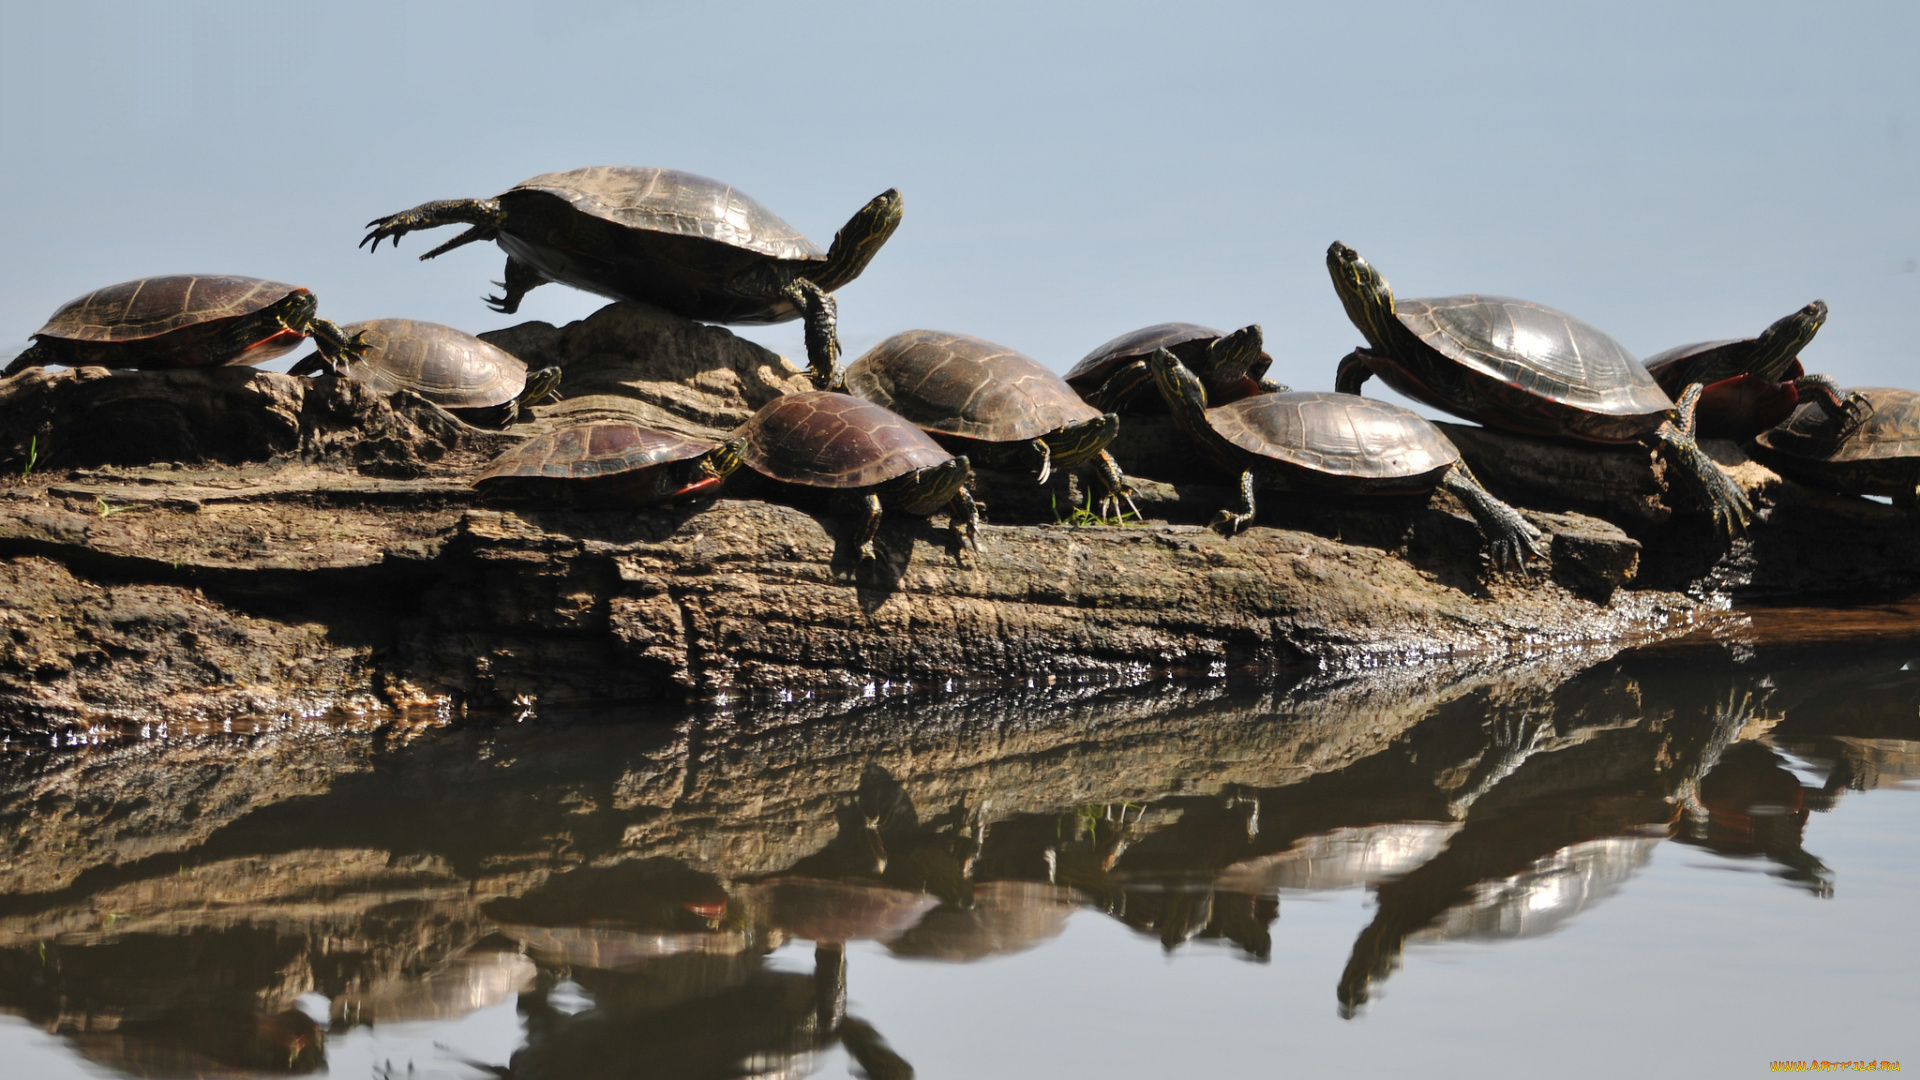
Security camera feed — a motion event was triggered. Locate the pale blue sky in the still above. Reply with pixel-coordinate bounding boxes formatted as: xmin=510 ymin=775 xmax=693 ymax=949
xmin=3 ymin=1 xmax=1916 ymax=410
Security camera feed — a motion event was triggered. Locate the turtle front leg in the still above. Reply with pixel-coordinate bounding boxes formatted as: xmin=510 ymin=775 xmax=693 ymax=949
xmin=1090 ymin=450 xmax=1140 ymax=522
xmin=856 ymin=491 xmax=884 ymax=561
xmin=1791 ymin=373 xmax=1870 ymax=434
xmin=361 ymin=197 xmax=506 ymax=256
xmin=782 ymin=278 xmax=840 ymax=390
xmin=1440 ymin=463 xmax=1547 ymax=573
xmin=1212 ymin=470 xmax=1257 ymax=535
xmin=1335 ymin=351 xmax=1375 ymax=395
xmin=503 ymin=366 xmax=564 ymax=425
xmin=1030 ymin=438 xmax=1053 ymax=484
xmin=1655 ymin=383 xmax=1752 ymax=541
xmin=949 ymin=485 xmax=982 ymax=554
xmin=302 ymin=317 xmax=369 ymax=373
xmin=487 ymin=256 xmax=548 ymax=315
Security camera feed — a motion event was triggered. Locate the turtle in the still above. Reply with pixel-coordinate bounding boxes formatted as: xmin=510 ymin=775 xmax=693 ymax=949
xmin=1750 ymin=387 xmax=1920 ymax=509
xmin=1325 ymin=241 xmax=1752 ymax=539
xmin=1065 ymin=322 xmax=1283 ymax=413
xmin=842 ymin=329 xmax=1139 ymax=520
xmin=1148 ymin=347 xmax=1545 ymax=569
xmin=2 ymin=274 xmax=364 ymax=377
xmin=473 ymin=421 xmax=744 ymax=507
xmin=731 ymin=390 xmax=979 ymax=561
xmin=1643 ymin=300 xmax=1861 ymax=440
xmin=287 ymin=318 xmax=562 ymax=426
xmin=359 ymin=167 xmax=903 ymax=389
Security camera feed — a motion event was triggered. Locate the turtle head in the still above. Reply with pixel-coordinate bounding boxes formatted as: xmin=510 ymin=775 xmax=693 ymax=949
xmin=518 ymin=365 xmax=564 ymax=408
xmin=1206 ymin=324 xmax=1265 ymax=381
xmin=705 ymin=436 xmax=748 ymax=482
xmin=1048 ymin=412 xmax=1122 ymax=469
xmin=1147 ymin=347 xmax=1211 ymax=433
xmin=816 ymin=188 xmax=905 ymax=291
xmin=1326 ymin=241 xmax=1399 ymax=351
xmin=1745 ymin=300 xmax=1828 ymax=381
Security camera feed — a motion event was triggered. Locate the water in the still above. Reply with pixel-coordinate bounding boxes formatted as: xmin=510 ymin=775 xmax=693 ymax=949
xmin=0 ymin=610 xmax=1915 ymax=1079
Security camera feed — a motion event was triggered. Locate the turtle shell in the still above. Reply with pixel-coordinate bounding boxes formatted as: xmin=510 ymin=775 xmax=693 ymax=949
xmin=1209 ymin=391 xmax=1461 ymax=483
xmin=477 ymin=423 xmax=715 ymax=483
xmin=1755 ymin=388 xmax=1920 ymax=464
xmin=1396 ymin=295 xmax=1672 ymax=418
xmin=843 ymin=330 xmax=1102 ymax=443
xmin=733 ymin=391 xmax=954 ymax=489
xmin=508 ymin=167 xmax=824 ymax=262
xmin=35 ymin=275 xmax=304 ymax=344
xmin=340 ymin=319 xmax=527 ymax=409
xmin=1066 ymin=322 xmax=1272 ymax=392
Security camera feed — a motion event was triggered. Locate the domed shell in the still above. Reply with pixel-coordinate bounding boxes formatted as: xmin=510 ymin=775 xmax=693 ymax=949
xmin=843 ymin=330 xmax=1102 ymax=443
xmin=1397 ymin=295 xmax=1673 ymax=417
xmin=35 ymin=275 xmax=304 ymax=343
xmin=509 ymin=167 xmax=824 ymax=262
xmin=341 ymin=319 xmax=528 ymax=409
xmin=1066 ymin=322 xmax=1271 ymax=389
xmin=1756 ymin=387 xmax=1920 ymax=463
xmin=733 ymin=391 xmax=954 ymax=489
xmin=1209 ymin=391 xmax=1461 ymax=481
xmin=476 ymin=422 xmax=716 ymax=484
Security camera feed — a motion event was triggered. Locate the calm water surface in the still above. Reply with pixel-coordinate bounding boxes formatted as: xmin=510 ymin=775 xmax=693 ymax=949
xmin=1 ymin=609 xmax=1917 ymax=1079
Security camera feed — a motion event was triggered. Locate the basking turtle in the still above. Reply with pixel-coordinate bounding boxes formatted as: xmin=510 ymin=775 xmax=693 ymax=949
xmin=1066 ymin=322 xmax=1282 ymax=413
xmin=360 ymin=167 xmax=903 ymax=389
xmin=1149 ymin=348 xmax=1545 ymax=569
xmin=732 ymin=390 xmax=979 ymax=560
xmin=474 ymin=422 xmax=743 ymax=506
xmin=1326 ymin=242 xmax=1751 ymax=539
xmin=289 ymin=318 xmax=561 ymax=426
xmin=1643 ymin=301 xmax=1856 ymax=440
xmin=3 ymin=274 xmax=364 ymax=377
xmin=1751 ymin=388 xmax=1920 ymax=509
xmin=843 ymin=329 xmax=1138 ymax=520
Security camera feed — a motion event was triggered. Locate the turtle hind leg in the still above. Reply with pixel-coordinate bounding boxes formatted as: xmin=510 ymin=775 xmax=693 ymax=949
xmin=487 ymin=257 xmax=548 ymax=315
xmin=1335 ymin=351 xmax=1375 ymax=395
xmin=2 ymin=342 xmax=50 ymax=378
xmin=949 ymin=485 xmax=982 ymax=557
xmin=1791 ymin=373 xmax=1869 ymax=433
xmin=1655 ymin=383 xmax=1752 ymax=541
xmin=1212 ymin=470 xmax=1258 ymax=535
xmin=361 ymin=197 xmax=505 ymax=254
xmin=1440 ymin=464 xmax=1546 ymax=573
xmin=782 ymin=278 xmax=840 ymax=390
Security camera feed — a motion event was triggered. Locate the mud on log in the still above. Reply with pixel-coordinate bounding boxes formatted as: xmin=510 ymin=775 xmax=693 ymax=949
xmin=0 ymin=299 xmax=1890 ymax=733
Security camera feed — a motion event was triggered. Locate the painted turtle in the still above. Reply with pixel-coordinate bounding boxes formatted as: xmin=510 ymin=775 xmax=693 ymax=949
xmin=2 ymin=274 xmax=364 ymax=377
xmin=1751 ymin=387 xmax=1920 ymax=509
xmin=289 ymin=318 xmax=561 ymax=426
xmin=473 ymin=422 xmax=743 ymax=506
xmin=731 ymin=390 xmax=979 ymax=560
xmin=1149 ymin=348 xmax=1545 ymax=569
xmin=843 ymin=329 xmax=1138 ymax=519
xmin=1326 ymin=242 xmax=1751 ymax=539
xmin=1066 ymin=322 xmax=1282 ymax=413
xmin=360 ymin=167 xmax=903 ymax=390
xmin=1643 ymin=301 xmax=1857 ymax=440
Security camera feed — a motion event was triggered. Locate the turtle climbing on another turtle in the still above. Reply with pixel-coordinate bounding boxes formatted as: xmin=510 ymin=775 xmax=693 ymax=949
xmin=1148 ymin=347 xmax=1546 ymax=570
xmin=474 ymin=422 xmax=743 ymax=507
xmin=1066 ymin=322 xmax=1282 ymax=413
xmin=731 ymin=391 xmax=979 ymax=561
xmin=289 ymin=319 xmax=560 ymax=427
xmin=1643 ymin=300 xmax=1859 ymax=441
xmin=3 ymin=274 xmax=365 ymax=377
xmin=843 ymin=329 xmax=1138 ymax=520
xmin=1750 ymin=387 xmax=1920 ymax=509
xmin=1325 ymin=242 xmax=1752 ymax=540
xmin=359 ymin=167 xmax=903 ymax=390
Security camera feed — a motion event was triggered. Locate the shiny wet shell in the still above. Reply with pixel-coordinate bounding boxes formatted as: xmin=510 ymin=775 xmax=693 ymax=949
xmin=732 ymin=391 xmax=954 ymax=489
xmin=844 ymin=330 xmax=1102 ymax=443
xmin=339 ymin=319 xmax=528 ymax=410
xmin=1210 ymin=391 xmax=1461 ymax=481
xmin=34 ymin=275 xmax=305 ymax=343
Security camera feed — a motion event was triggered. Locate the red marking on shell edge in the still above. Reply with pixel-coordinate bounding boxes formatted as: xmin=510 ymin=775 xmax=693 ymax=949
xmin=1696 ymin=374 xmax=1801 ymax=439
xmin=681 ymin=900 xmax=727 ymax=919
xmin=670 ymin=475 xmax=724 ymax=501
xmin=235 ymin=326 xmax=306 ymax=357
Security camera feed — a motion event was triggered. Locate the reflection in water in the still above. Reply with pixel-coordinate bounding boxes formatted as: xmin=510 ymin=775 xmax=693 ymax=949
xmin=0 ymin=633 xmax=1916 ymax=1076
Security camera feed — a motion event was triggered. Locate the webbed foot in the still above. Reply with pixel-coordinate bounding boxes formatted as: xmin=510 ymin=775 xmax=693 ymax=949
xmin=1658 ymin=385 xmax=1752 ymax=541
xmin=360 ymin=197 xmax=505 ymax=256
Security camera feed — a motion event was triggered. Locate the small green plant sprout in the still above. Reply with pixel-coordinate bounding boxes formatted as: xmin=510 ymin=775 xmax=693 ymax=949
xmin=1051 ymin=491 xmax=1142 ymax=528
xmin=95 ymin=496 xmax=124 ymax=517
xmin=19 ymin=435 xmax=37 ymax=479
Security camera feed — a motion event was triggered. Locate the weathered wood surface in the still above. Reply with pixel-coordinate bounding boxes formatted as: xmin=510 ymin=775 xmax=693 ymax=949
xmin=0 ymin=300 xmax=1907 ymax=732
